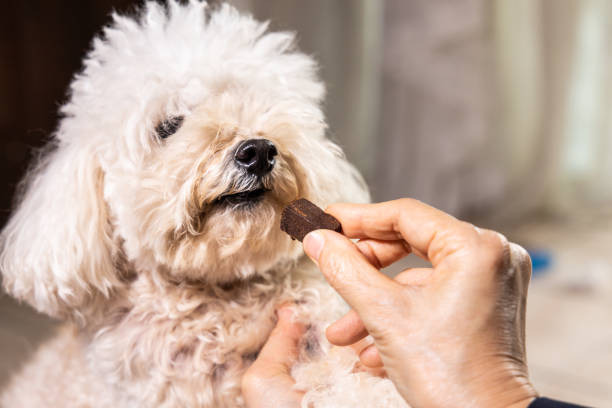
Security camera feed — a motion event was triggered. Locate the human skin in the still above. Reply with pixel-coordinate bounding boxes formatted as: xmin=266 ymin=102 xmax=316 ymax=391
xmin=241 ymin=306 xmax=305 ymax=408
xmin=242 ymin=199 xmax=538 ymax=408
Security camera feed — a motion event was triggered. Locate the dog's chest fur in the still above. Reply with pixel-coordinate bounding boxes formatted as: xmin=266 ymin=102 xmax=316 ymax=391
xmin=82 ymin=264 xmax=331 ymax=407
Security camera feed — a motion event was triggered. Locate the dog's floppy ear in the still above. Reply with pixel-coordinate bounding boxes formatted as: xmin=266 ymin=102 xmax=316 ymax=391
xmin=0 ymin=141 xmax=121 ymax=320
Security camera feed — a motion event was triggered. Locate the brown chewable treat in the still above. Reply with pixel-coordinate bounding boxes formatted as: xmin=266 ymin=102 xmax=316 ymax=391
xmin=280 ymin=198 xmax=342 ymax=242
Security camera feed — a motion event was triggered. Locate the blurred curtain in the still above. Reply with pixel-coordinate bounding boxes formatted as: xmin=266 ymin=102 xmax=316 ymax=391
xmin=495 ymin=0 xmax=612 ymax=219
xmin=377 ymin=0 xmax=612 ymax=221
xmin=229 ymin=0 xmax=612 ymax=222
xmin=375 ymin=0 xmax=499 ymax=214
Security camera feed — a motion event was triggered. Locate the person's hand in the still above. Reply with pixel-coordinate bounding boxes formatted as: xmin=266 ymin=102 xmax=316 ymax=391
xmin=302 ymin=198 xmax=537 ymax=408
xmin=241 ymin=306 xmax=305 ymax=408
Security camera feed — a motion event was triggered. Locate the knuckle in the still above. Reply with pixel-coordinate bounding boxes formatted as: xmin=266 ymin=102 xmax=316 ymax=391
xmin=462 ymin=220 xmax=481 ymax=232
xmin=509 ymin=241 xmax=530 ymax=263
xmin=358 ymin=240 xmax=382 ymax=269
xmin=396 ymin=197 xmax=419 ymax=209
xmin=509 ymin=242 xmax=532 ymax=277
xmin=452 ymin=221 xmax=482 ymax=249
xmin=466 ymin=228 xmax=510 ymax=272
xmin=481 ymin=230 xmax=509 ymax=260
xmin=456 ymin=220 xmax=478 ymax=238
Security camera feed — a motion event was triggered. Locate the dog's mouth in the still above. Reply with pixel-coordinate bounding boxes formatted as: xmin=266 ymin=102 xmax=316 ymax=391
xmin=216 ymin=187 xmax=269 ymax=207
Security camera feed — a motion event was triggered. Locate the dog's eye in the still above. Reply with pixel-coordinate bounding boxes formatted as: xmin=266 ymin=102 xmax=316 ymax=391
xmin=155 ymin=116 xmax=184 ymax=139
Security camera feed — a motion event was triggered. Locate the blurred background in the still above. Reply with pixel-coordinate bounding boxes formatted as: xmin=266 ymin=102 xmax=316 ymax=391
xmin=1 ymin=0 xmax=611 ymax=405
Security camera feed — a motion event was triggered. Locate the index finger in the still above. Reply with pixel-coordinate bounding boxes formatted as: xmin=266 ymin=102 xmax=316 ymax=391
xmin=326 ymin=199 xmax=476 ymax=266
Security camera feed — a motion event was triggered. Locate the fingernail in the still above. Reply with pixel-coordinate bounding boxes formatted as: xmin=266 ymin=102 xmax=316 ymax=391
xmin=303 ymin=231 xmax=324 ymax=261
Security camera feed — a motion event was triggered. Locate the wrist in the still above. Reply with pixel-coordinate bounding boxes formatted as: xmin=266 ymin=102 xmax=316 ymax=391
xmin=388 ymin=353 xmax=537 ymax=408
xmin=462 ymin=358 xmax=537 ymax=408
xmin=507 ymin=397 xmax=537 ymax=408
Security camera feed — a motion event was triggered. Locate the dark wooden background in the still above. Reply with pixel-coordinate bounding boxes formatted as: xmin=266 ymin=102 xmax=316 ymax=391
xmin=0 ymin=1 xmax=138 ymax=229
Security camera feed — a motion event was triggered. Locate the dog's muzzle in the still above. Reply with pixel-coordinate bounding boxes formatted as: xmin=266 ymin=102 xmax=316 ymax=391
xmin=215 ymin=139 xmax=277 ymax=207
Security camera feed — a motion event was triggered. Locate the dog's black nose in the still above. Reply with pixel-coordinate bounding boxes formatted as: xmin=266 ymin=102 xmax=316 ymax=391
xmin=234 ymin=139 xmax=277 ymax=176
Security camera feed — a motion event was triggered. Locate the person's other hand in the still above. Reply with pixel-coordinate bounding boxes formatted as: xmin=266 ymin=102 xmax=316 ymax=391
xmin=303 ymin=199 xmax=537 ymax=408
xmin=241 ymin=306 xmax=304 ymax=408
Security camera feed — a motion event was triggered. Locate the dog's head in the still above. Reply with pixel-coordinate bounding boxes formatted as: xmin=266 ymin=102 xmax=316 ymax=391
xmin=0 ymin=2 xmax=368 ymax=320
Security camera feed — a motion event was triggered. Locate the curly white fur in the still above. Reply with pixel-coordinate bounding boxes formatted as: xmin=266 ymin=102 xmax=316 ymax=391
xmin=1 ymin=2 xmax=407 ymax=407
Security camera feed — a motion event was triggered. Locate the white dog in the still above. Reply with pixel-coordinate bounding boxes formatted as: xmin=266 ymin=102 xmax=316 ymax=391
xmin=0 ymin=2 xmax=407 ymax=407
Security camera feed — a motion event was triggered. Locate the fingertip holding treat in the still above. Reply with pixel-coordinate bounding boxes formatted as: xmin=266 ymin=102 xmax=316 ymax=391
xmin=303 ymin=231 xmax=324 ymax=261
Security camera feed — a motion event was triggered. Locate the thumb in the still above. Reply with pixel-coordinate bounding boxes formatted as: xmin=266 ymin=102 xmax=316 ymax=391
xmin=242 ymin=305 xmax=305 ymax=408
xmin=303 ymin=230 xmax=400 ymax=319
xmin=254 ymin=306 xmax=305 ymax=374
